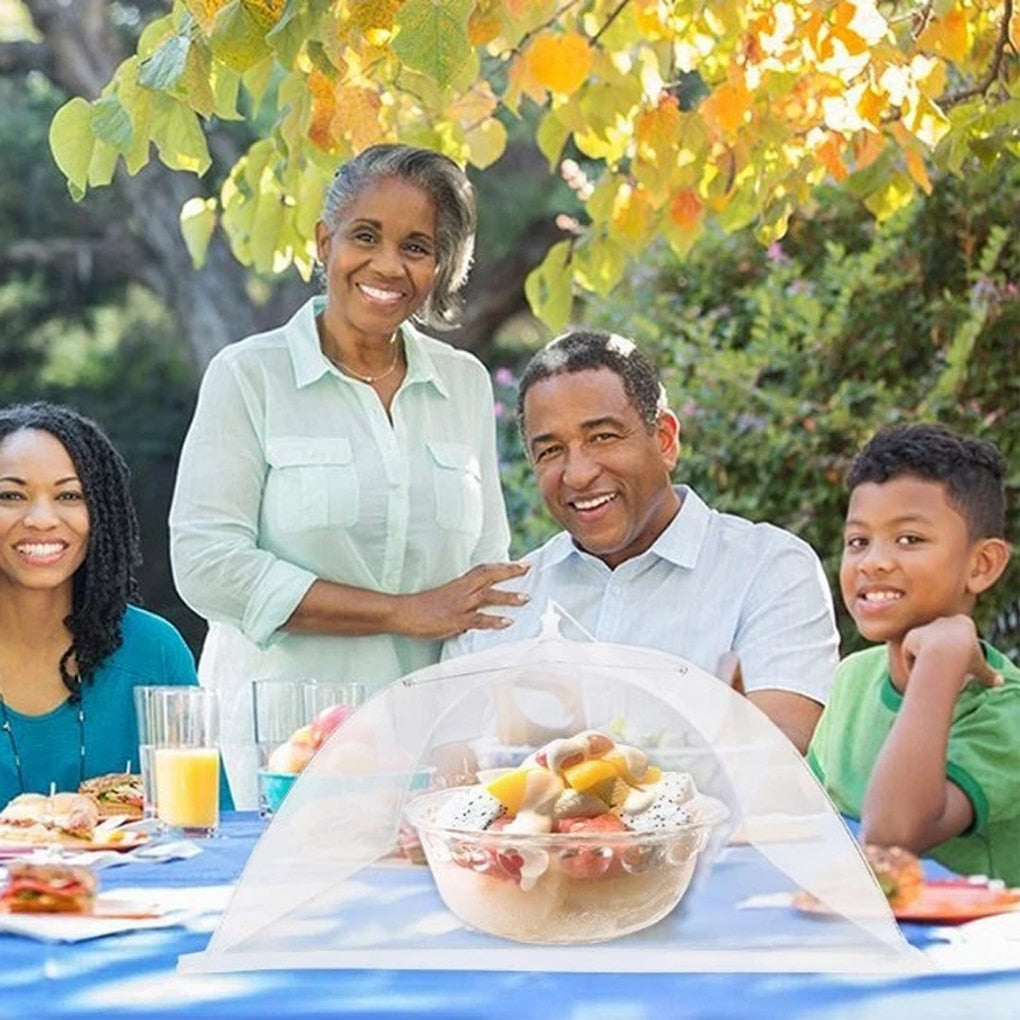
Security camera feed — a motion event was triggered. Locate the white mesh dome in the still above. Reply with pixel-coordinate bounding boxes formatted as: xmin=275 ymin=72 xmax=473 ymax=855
xmin=181 ymin=610 xmax=928 ymax=975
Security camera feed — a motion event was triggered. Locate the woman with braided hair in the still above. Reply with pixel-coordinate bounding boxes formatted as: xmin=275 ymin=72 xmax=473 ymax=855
xmin=0 ymin=402 xmax=229 ymax=806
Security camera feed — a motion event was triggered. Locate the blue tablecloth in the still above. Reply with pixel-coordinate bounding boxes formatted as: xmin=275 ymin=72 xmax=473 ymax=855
xmin=1 ymin=814 xmax=1017 ymax=1019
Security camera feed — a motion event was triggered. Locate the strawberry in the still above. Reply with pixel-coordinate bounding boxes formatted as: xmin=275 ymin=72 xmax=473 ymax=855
xmin=554 ymin=813 xmax=627 ymax=880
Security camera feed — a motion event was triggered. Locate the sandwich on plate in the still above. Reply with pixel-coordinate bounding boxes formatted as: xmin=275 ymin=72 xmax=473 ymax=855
xmin=0 ymin=791 xmax=99 ymax=846
xmin=79 ymin=772 xmax=144 ymax=820
xmin=0 ymin=861 xmax=98 ymax=914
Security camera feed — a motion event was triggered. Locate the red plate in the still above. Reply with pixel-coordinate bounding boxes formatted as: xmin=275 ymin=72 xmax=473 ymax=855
xmin=793 ymin=881 xmax=1020 ymax=925
xmin=893 ymin=881 xmax=1020 ymax=924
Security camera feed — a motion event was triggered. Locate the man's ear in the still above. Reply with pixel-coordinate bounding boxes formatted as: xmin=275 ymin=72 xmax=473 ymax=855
xmin=966 ymin=537 xmax=1011 ymax=596
xmin=656 ymin=410 xmax=680 ymax=470
xmin=314 ymin=221 xmax=330 ymax=263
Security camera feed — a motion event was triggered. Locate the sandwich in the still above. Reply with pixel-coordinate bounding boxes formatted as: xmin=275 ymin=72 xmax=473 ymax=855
xmin=79 ymin=772 xmax=144 ymax=820
xmin=0 ymin=861 xmax=97 ymax=914
xmin=0 ymin=791 xmax=99 ymax=846
xmin=863 ymin=843 xmax=924 ymax=909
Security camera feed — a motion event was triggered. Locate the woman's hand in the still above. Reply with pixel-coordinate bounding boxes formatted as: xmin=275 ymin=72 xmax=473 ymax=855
xmin=400 ymin=562 xmax=530 ymax=640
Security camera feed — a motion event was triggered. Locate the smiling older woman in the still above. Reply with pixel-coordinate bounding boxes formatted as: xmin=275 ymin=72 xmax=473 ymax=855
xmin=169 ymin=144 xmax=526 ymax=808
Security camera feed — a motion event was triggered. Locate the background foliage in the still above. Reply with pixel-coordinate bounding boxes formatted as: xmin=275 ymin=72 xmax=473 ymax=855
xmin=493 ymin=156 xmax=1018 ymax=652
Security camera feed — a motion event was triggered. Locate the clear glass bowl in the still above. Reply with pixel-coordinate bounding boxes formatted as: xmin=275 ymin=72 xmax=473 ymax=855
xmin=405 ymin=786 xmax=728 ymax=944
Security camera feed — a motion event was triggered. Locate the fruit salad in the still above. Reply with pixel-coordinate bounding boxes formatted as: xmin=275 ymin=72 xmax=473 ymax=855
xmin=267 ymin=703 xmax=355 ymax=774
xmin=405 ymin=729 xmax=727 ymax=943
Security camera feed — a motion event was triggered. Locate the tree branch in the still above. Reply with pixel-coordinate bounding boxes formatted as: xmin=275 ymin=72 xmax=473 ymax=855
xmin=937 ymin=0 xmax=1014 ymax=110
xmin=0 ymin=38 xmax=54 ymax=77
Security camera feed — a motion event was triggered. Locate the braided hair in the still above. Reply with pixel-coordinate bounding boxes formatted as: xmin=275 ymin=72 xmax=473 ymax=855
xmin=0 ymin=402 xmax=141 ymax=700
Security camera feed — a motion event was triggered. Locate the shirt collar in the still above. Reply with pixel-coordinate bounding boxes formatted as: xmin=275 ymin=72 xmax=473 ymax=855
xmin=289 ymin=297 xmax=449 ymax=397
xmin=552 ymin=485 xmax=710 ymax=572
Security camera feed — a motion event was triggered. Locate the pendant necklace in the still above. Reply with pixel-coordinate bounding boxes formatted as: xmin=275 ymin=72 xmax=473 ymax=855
xmin=330 ymin=345 xmax=402 ymax=385
xmin=0 ymin=673 xmax=85 ymax=794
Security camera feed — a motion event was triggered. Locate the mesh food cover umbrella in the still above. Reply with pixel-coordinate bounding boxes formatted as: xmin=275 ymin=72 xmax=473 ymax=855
xmin=181 ymin=609 xmax=927 ymax=974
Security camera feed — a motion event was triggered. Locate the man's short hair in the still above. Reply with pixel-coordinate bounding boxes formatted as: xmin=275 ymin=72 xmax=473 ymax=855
xmin=847 ymin=423 xmax=1007 ymax=540
xmin=516 ymin=329 xmax=667 ymax=433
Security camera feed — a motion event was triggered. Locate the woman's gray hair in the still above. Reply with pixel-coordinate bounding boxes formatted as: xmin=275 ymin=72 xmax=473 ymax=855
xmin=319 ymin=144 xmax=476 ymax=330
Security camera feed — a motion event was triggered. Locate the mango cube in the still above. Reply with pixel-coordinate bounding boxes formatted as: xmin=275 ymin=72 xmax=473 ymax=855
xmin=562 ymin=758 xmax=618 ymax=792
xmin=485 ymin=768 xmax=532 ymax=814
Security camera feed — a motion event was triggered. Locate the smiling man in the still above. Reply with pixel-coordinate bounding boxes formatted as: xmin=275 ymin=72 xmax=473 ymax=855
xmin=444 ymin=329 xmax=840 ymax=753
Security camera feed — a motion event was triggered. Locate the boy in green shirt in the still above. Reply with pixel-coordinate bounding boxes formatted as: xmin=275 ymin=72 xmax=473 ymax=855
xmin=808 ymin=424 xmax=1018 ymax=883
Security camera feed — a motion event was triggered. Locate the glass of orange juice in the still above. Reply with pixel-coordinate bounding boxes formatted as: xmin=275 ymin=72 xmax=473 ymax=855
xmin=151 ymin=688 xmax=221 ymax=837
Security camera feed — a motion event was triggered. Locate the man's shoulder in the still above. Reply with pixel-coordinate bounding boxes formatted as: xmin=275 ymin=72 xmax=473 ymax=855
xmin=707 ymin=504 xmax=817 ymax=555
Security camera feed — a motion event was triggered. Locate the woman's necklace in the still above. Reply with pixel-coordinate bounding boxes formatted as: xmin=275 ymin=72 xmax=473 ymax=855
xmin=0 ymin=673 xmax=85 ymax=794
xmin=330 ymin=345 xmax=402 ymax=385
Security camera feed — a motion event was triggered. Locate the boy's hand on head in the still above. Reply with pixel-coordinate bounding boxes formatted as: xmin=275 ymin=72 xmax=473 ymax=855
xmin=900 ymin=615 xmax=1004 ymax=694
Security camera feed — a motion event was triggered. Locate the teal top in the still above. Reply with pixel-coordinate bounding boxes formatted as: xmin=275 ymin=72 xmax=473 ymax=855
xmin=808 ymin=641 xmax=1020 ymax=884
xmin=0 ymin=605 xmax=233 ymax=809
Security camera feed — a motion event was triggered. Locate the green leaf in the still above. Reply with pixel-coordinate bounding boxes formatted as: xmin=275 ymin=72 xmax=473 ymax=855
xmin=180 ymin=196 xmax=218 ymax=267
xmin=249 ymin=190 xmax=285 ymax=273
xmin=49 ymin=97 xmax=95 ymax=196
xmin=525 ymin=239 xmax=574 ymax=332
xmin=266 ymin=2 xmax=320 ymax=69
xmin=91 ymin=94 xmax=134 ymax=151
xmin=139 ymin=33 xmax=191 ymax=91
xmin=393 ymin=0 xmax=473 ymax=90
xmin=573 ymin=233 xmax=626 ymax=296
xmin=464 ymin=117 xmax=507 ymax=169
xmin=182 ymin=39 xmax=217 ymax=118
xmin=87 ymin=138 xmax=119 ymax=187
xmin=150 ymin=94 xmax=212 ymax=174
xmin=211 ymin=63 xmax=243 ymax=120
xmin=536 ymin=109 xmax=571 ymax=167
xmin=211 ymin=0 xmax=271 ymax=73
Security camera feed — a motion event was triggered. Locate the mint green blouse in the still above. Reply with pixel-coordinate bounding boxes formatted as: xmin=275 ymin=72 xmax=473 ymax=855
xmin=169 ymin=298 xmax=510 ymax=807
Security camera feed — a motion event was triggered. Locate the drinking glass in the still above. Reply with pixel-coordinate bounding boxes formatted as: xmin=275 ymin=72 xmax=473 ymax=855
xmin=133 ymin=684 xmax=184 ymax=822
xmin=252 ymin=679 xmax=365 ymax=818
xmin=150 ymin=687 xmax=221 ymax=837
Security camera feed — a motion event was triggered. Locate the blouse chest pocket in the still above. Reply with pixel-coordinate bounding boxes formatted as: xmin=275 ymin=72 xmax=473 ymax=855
xmin=265 ymin=437 xmax=359 ymax=531
xmin=427 ymin=440 xmax=484 ymax=537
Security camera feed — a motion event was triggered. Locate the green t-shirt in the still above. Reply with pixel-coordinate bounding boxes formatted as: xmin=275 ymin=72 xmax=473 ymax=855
xmin=808 ymin=641 xmax=1020 ymax=885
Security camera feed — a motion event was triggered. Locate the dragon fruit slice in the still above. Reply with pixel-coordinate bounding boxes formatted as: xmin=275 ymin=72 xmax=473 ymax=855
xmin=614 ymin=771 xmax=697 ymax=832
xmin=435 ymin=786 xmax=505 ymax=831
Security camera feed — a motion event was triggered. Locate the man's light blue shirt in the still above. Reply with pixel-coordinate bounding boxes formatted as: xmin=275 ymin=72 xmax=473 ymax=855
xmin=445 ymin=486 xmax=837 ymax=704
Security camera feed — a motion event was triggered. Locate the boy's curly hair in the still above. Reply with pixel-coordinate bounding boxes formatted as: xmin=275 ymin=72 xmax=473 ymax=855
xmin=847 ymin=423 xmax=1007 ymax=541
xmin=0 ymin=402 xmax=141 ymax=701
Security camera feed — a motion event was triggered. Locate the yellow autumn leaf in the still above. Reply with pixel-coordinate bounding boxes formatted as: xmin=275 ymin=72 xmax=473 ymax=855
xmin=856 ymin=86 xmax=887 ymax=128
xmin=332 ymin=86 xmax=382 ymax=151
xmin=864 ymin=170 xmax=915 ymax=221
xmin=527 ymin=32 xmax=592 ymax=95
xmin=242 ymin=0 xmax=285 ymax=30
xmin=816 ymin=133 xmax=849 ymax=181
xmin=307 ymin=68 xmax=337 ymax=152
xmin=635 ymin=94 xmax=681 ymax=163
xmin=610 ymin=183 xmax=654 ymax=252
xmin=852 ymin=130 xmax=886 ymax=170
xmin=467 ymin=8 xmax=502 ymax=46
xmin=917 ymin=7 xmax=970 ymax=63
xmin=669 ymin=188 xmax=703 ymax=232
xmin=701 ymin=80 xmax=752 ymax=136
xmin=183 ymin=0 xmax=229 ymax=35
